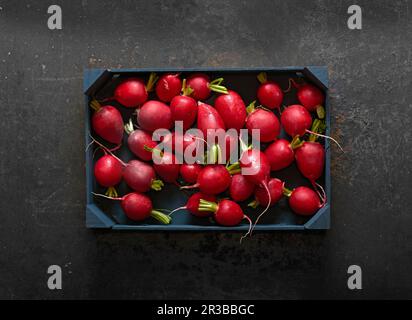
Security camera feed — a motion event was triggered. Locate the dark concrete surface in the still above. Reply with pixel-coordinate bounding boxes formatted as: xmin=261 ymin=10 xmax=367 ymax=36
xmin=0 ymin=0 xmax=411 ymax=299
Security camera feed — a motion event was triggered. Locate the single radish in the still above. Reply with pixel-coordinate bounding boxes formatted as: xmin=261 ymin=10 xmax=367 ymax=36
xmin=104 ymin=73 xmax=158 ymax=108
xmin=170 ymin=95 xmax=198 ymax=130
xmin=181 ymin=164 xmax=231 ymax=195
xmin=281 ymin=104 xmax=312 ymax=137
xmin=198 ymin=199 xmax=253 ymax=242
xmin=214 ymin=90 xmax=247 ymax=131
xmin=90 ymin=102 xmax=123 ymax=145
xmin=264 ymin=138 xmax=295 ymax=171
xmin=123 ymin=159 xmax=164 ymax=192
xmin=186 ymin=73 xmax=228 ymax=100
xmin=155 ymin=73 xmax=182 ymax=102
xmin=197 ymin=102 xmax=226 ymax=141
xmin=256 ymin=72 xmax=283 ymax=111
xmin=144 ymin=146 xmax=181 ymax=184
xmin=229 ymin=174 xmax=255 ymax=202
xmin=94 ymin=154 xmax=123 ymax=197
xmin=283 ymin=186 xmax=323 ymax=216
xmin=137 ymin=100 xmax=172 ymax=132
xmin=286 ymin=79 xmax=325 ymax=118
xmin=180 ymin=163 xmax=202 ymax=184
xmin=245 ymin=101 xmax=280 ymax=143
xmin=92 ymin=192 xmax=171 ymax=224
xmin=249 ymin=178 xmax=284 ymax=208
xmin=295 ymin=141 xmax=325 ymax=182
xmin=124 ymin=119 xmax=156 ymax=161
xmin=168 ymin=192 xmax=217 ymax=218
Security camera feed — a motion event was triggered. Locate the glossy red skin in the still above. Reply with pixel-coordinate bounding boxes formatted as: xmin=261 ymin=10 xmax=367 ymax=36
xmin=197 ymin=103 xmax=226 ymax=141
xmin=180 ymin=163 xmax=202 ymax=184
xmin=297 ymin=84 xmax=324 ymax=112
xmin=114 ymin=78 xmax=148 ymax=107
xmin=186 ymin=73 xmax=211 ymax=100
xmin=257 ymin=81 xmax=283 ymax=110
xmin=123 ymin=160 xmax=156 ymax=192
xmin=161 ymin=131 xmax=196 ymax=154
xmin=289 ymin=186 xmax=321 ymax=216
xmin=186 ymin=192 xmax=216 ymax=217
xmin=152 ymin=151 xmax=180 ymax=183
xmin=137 ymin=100 xmax=172 ymax=132
xmin=264 ymin=139 xmax=295 ymax=171
xmin=225 ymin=133 xmax=239 ymax=162
xmin=94 ymin=155 xmax=123 ymax=187
xmin=121 ymin=192 xmax=152 ymax=221
xmin=246 ymin=109 xmax=280 ymax=142
xmin=127 ymin=129 xmax=157 ymax=161
xmin=239 ymin=149 xmax=270 ymax=187
xmin=281 ymin=104 xmax=312 ymax=137
xmin=214 ymin=90 xmax=247 ymax=131
xmin=254 ymin=178 xmax=283 ymax=207
xmin=197 ymin=165 xmax=231 ymax=195
xmin=214 ymin=200 xmax=244 ymax=226
xmin=92 ymin=105 xmax=124 ymax=144
xmin=156 ymin=74 xmax=182 ymax=102
xmin=229 ymin=174 xmax=255 ymax=202
xmin=170 ymin=95 xmax=198 ymax=130
xmin=295 ymin=142 xmax=325 ymax=181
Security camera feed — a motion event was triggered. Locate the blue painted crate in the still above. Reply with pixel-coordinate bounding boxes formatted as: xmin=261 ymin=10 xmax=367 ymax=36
xmin=84 ymin=67 xmax=331 ymax=231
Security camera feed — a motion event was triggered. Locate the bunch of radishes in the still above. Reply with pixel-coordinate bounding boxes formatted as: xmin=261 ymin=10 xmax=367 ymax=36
xmin=89 ymin=71 xmax=337 ymax=237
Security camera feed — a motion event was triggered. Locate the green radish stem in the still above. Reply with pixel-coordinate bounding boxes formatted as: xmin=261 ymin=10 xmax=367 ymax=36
xmin=257 ymin=72 xmax=267 ymax=84
xmin=181 ymin=78 xmax=194 ymax=96
xmin=124 ymin=118 xmax=134 ymax=135
xmin=105 ymin=186 xmax=118 ymax=198
xmin=146 ymin=72 xmax=159 ymax=92
xmin=282 ymin=187 xmax=293 ymax=197
xmin=248 ymin=200 xmax=259 ymax=209
xmin=209 ymin=78 xmax=228 ymax=94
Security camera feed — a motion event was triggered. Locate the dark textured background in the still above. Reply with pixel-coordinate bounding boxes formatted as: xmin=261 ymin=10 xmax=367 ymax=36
xmin=1 ymin=0 xmax=411 ymax=299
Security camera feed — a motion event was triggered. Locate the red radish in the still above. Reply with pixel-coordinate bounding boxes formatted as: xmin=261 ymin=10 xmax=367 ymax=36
xmin=197 ymin=102 xmax=226 ymax=141
xmin=170 ymin=95 xmax=198 ymax=130
xmin=137 ymin=100 xmax=172 ymax=132
xmin=229 ymin=174 xmax=255 ymax=202
xmin=91 ymin=104 xmax=123 ymax=145
xmin=145 ymin=147 xmax=181 ymax=184
xmin=295 ymin=141 xmax=325 ymax=182
xmin=298 ymin=84 xmax=324 ymax=113
xmin=286 ymin=79 xmax=325 ymax=117
xmin=214 ymin=90 xmax=247 ymax=131
xmin=94 ymin=154 xmax=123 ymax=197
xmin=123 ymin=159 xmax=164 ymax=192
xmin=155 ymin=73 xmax=182 ymax=102
xmin=92 ymin=192 xmax=171 ymax=224
xmin=264 ymin=139 xmax=295 ymax=171
xmin=281 ymin=104 xmax=312 ymax=137
xmin=249 ymin=178 xmax=284 ymax=208
xmin=283 ymin=186 xmax=322 ymax=216
xmin=180 ymin=163 xmax=202 ymax=184
xmin=162 ymin=131 xmax=197 ymax=154
xmin=245 ymin=101 xmax=280 ymax=143
xmin=124 ymin=119 xmax=156 ymax=161
xmin=256 ymin=72 xmax=283 ymax=111
xmin=181 ymin=164 xmax=231 ymax=195
xmin=186 ymin=73 xmax=228 ymax=100
xmin=168 ymin=192 xmax=217 ymax=218
xmin=107 ymin=73 xmax=158 ymax=107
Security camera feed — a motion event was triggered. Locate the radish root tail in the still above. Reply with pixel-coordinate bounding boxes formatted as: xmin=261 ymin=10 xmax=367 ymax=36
xmin=91 ymin=192 xmax=122 ymax=201
xmin=240 ymin=215 xmax=253 ymax=244
xmin=305 ymin=129 xmax=344 ymax=152
xmin=251 ymin=182 xmax=272 ymax=235
xmin=167 ymin=206 xmax=187 ymax=217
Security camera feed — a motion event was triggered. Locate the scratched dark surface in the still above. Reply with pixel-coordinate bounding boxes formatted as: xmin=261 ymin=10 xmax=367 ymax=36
xmin=0 ymin=0 xmax=411 ymax=299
